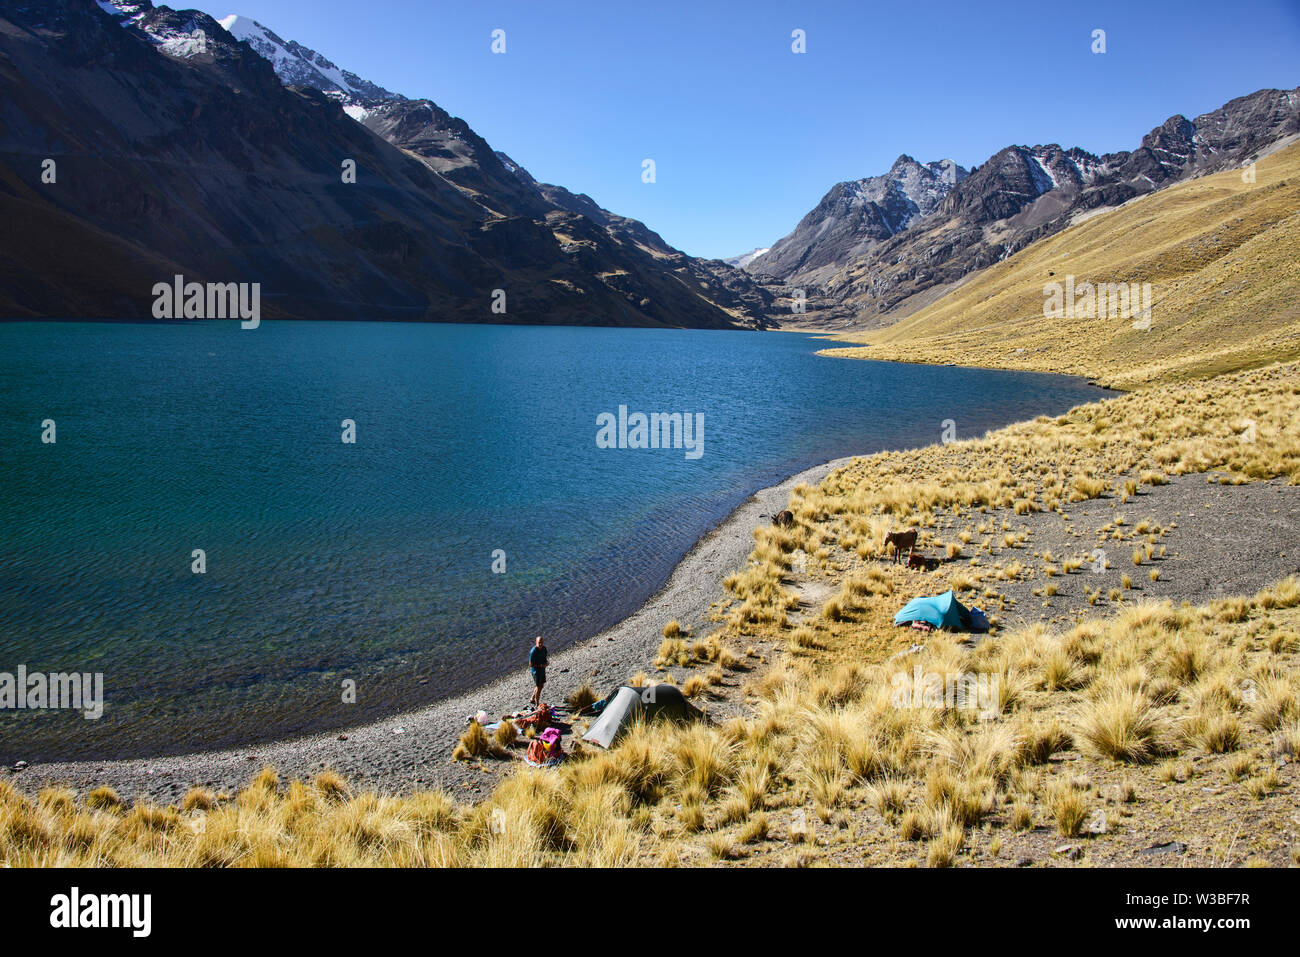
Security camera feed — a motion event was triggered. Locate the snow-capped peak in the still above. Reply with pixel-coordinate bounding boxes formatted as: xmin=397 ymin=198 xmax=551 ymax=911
xmin=217 ymin=14 xmax=399 ymax=106
xmin=96 ymin=4 xmax=401 ymax=106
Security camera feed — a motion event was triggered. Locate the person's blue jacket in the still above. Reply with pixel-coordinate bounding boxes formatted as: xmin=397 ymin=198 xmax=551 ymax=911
xmin=529 ymin=644 xmax=548 ymax=671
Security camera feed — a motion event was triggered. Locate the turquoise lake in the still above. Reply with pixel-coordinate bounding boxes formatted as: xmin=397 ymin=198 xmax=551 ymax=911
xmin=0 ymin=321 xmax=1106 ymax=760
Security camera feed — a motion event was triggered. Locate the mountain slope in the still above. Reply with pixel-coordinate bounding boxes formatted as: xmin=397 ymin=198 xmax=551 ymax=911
xmin=821 ymin=140 xmax=1300 ymax=390
xmin=0 ymin=0 xmax=784 ymax=327
xmin=207 ymin=6 xmax=790 ymax=327
xmin=754 ymin=88 xmax=1300 ymax=327
xmin=210 ymin=5 xmax=787 ymax=327
xmin=0 ymin=0 xmax=492 ymax=321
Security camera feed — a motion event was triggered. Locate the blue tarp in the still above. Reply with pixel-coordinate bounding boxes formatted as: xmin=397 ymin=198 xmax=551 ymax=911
xmin=894 ymin=589 xmax=989 ymax=632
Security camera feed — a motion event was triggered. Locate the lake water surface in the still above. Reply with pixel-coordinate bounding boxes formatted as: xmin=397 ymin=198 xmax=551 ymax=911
xmin=0 ymin=322 xmax=1106 ymax=760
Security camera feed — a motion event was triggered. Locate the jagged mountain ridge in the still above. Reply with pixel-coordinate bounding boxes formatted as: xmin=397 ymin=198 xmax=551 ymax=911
xmin=217 ymin=14 xmax=400 ymax=107
xmin=749 ymin=87 xmax=1300 ymax=325
xmin=197 ymin=6 xmax=789 ymax=323
xmin=0 ymin=0 xmax=785 ymax=326
xmin=751 ymin=155 xmax=969 ymax=282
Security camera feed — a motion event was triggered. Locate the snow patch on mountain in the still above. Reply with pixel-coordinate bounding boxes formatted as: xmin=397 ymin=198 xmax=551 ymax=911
xmin=1067 ymin=151 xmax=1110 ymax=185
xmin=98 ymin=1 xmax=211 ymax=59
xmin=928 ymin=158 xmax=965 ymax=185
xmin=96 ymin=1 xmax=146 ymax=25
xmin=157 ymin=31 xmax=208 ymax=58
xmin=215 ymin=14 xmax=400 ymax=106
xmin=844 ymin=155 xmax=970 ymax=232
xmin=723 ymin=248 xmax=770 ymax=269
xmin=1026 ymin=150 xmax=1057 ymax=193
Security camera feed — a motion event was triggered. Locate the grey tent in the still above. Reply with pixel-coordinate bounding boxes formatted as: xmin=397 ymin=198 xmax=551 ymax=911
xmin=581 ymin=683 xmax=703 ymax=749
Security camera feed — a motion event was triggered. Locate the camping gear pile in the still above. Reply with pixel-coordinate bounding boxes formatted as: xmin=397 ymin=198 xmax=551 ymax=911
xmin=514 ymin=702 xmax=554 ymax=733
xmin=469 ymin=702 xmax=572 ymax=764
xmin=462 ymin=680 xmax=706 ymax=768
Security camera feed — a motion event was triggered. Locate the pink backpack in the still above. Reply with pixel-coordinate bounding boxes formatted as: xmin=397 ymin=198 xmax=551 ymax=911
xmin=526 ymin=727 xmax=563 ymax=764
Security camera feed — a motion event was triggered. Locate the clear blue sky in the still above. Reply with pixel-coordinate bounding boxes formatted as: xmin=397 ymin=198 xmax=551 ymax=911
xmin=191 ymin=0 xmax=1300 ymax=259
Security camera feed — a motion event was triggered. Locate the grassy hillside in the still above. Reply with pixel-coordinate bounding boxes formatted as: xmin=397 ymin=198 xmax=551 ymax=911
xmin=822 ymin=141 xmax=1300 ymax=390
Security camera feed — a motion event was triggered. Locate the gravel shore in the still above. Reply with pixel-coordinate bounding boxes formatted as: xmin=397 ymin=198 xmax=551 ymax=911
xmin=9 ymin=456 xmax=856 ymax=804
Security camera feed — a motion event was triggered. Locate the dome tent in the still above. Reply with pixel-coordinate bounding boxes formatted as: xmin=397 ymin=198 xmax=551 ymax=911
xmin=581 ymin=683 xmax=703 ymax=749
xmin=893 ymin=589 xmax=989 ymax=632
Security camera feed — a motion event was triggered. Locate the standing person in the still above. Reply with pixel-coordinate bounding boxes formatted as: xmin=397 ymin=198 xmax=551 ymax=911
xmin=528 ymin=635 xmax=548 ymax=709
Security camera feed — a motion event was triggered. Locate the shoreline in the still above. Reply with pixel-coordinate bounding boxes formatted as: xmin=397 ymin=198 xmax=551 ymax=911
xmin=11 ymin=454 xmax=860 ymax=803
xmin=812 ymin=339 xmax=1120 ymax=391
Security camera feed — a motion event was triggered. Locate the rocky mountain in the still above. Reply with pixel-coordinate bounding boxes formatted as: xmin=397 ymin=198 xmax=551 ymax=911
xmin=0 ymin=0 xmax=788 ymax=327
xmin=751 ymin=155 xmax=968 ymax=286
xmin=750 ymin=88 xmax=1300 ymax=325
xmin=358 ymin=101 xmax=553 ymax=222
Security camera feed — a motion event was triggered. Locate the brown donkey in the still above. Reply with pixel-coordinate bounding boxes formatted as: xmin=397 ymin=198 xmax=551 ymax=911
xmin=884 ymin=529 xmax=918 ymax=564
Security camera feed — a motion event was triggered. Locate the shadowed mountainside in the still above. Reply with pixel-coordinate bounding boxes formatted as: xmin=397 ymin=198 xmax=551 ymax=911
xmin=0 ymin=0 xmax=789 ymax=326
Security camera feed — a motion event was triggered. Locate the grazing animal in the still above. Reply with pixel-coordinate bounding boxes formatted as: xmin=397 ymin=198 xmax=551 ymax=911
xmin=773 ymin=509 xmax=794 ymax=528
xmin=885 ymin=530 xmax=918 ymax=564
xmin=906 ymin=549 xmax=926 ymax=570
